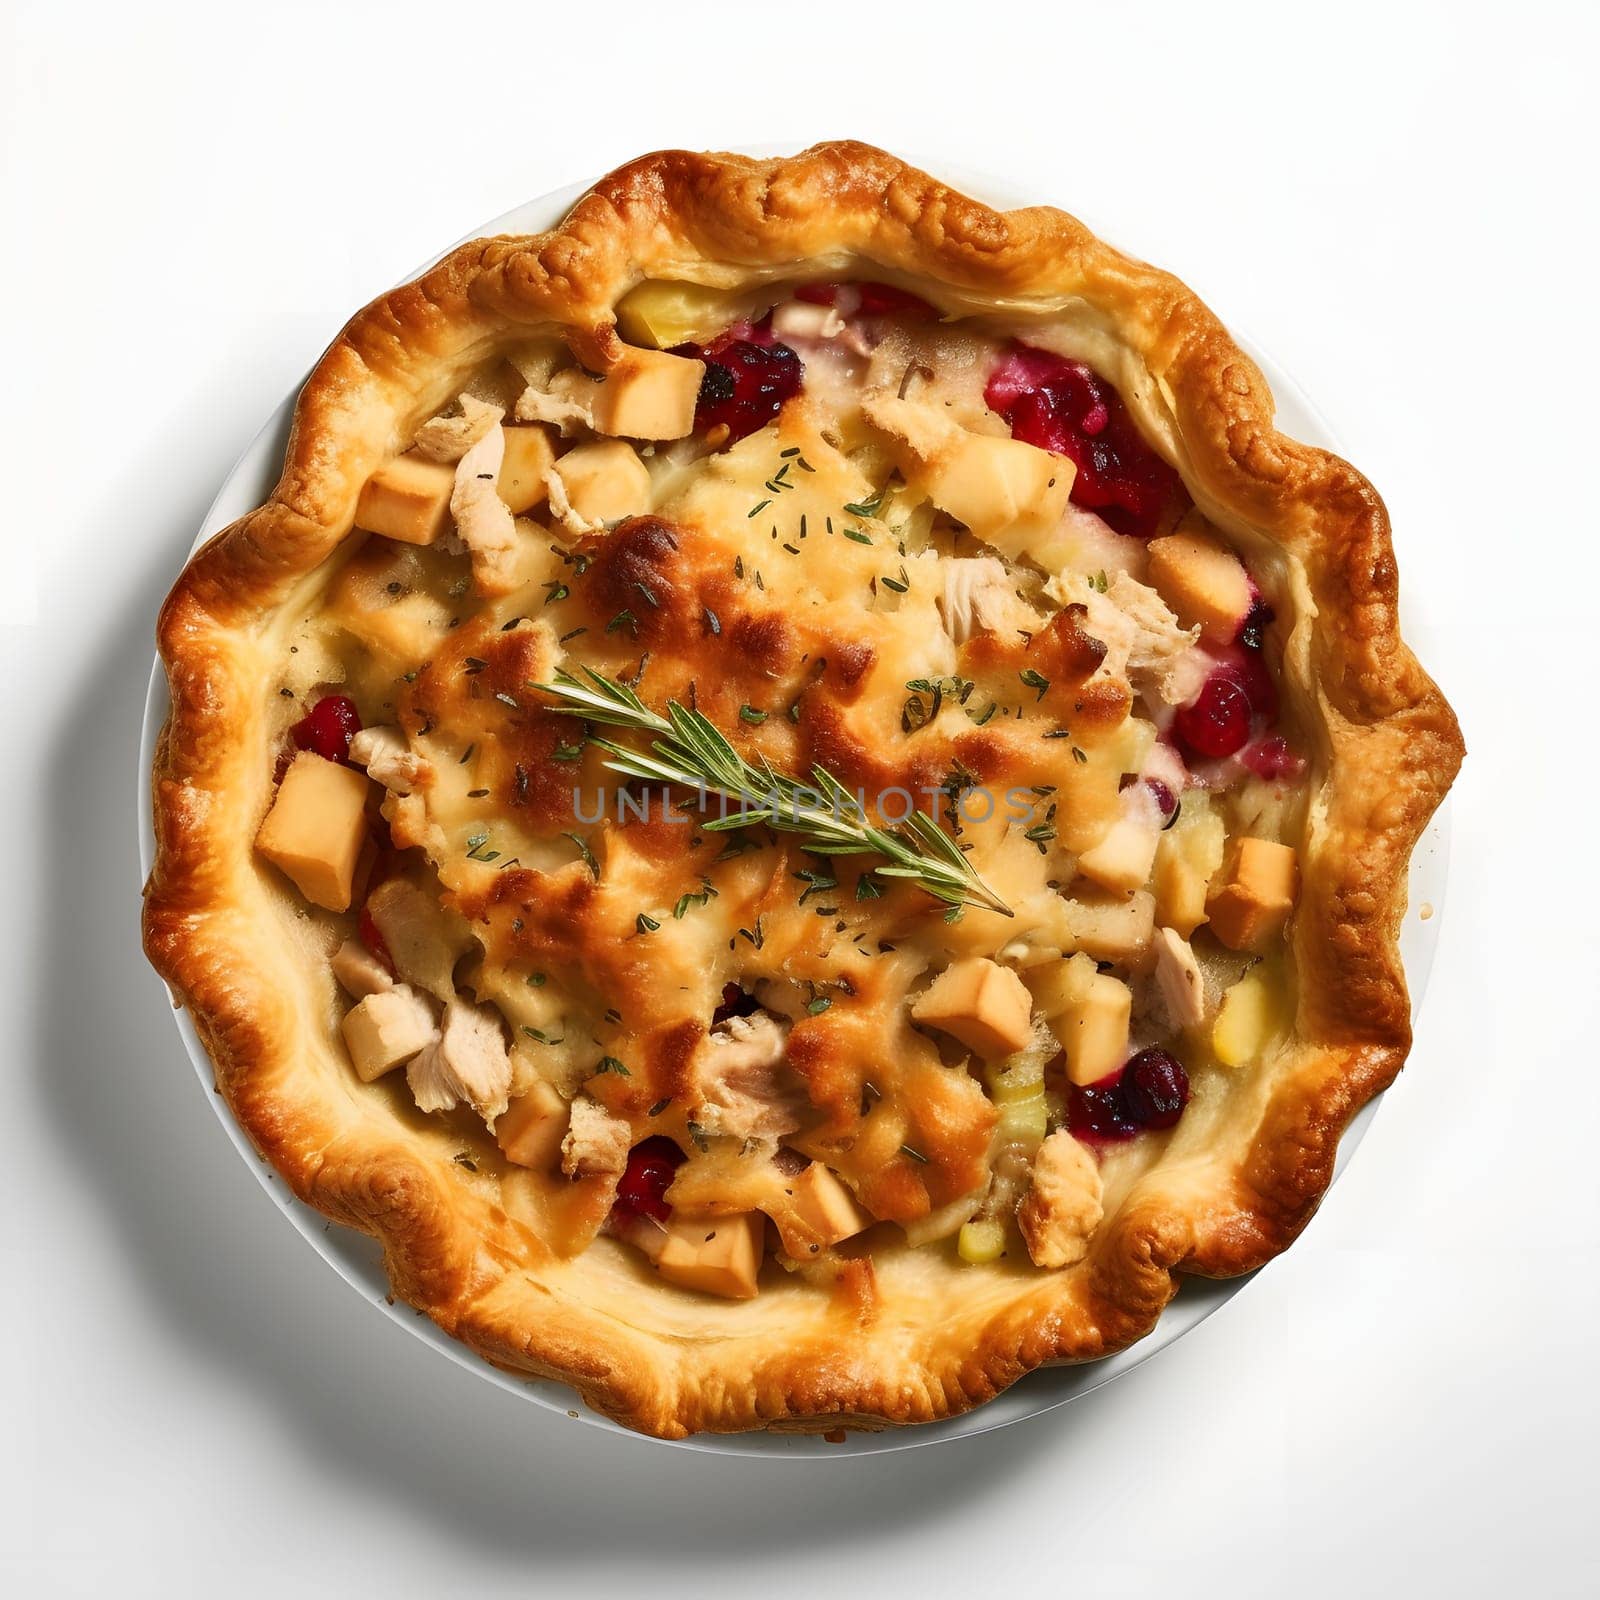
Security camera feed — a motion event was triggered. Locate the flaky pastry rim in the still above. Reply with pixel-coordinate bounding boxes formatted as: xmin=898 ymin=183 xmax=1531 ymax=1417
xmin=143 ymin=142 xmax=1463 ymax=1438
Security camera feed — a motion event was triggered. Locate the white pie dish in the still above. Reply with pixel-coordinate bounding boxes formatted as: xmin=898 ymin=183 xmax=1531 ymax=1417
xmin=137 ymin=156 xmax=1452 ymax=1456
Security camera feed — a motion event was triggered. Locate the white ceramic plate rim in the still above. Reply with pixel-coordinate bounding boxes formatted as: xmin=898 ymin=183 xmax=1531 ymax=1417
xmin=137 ymin=152 xmax=1452 ymax=1457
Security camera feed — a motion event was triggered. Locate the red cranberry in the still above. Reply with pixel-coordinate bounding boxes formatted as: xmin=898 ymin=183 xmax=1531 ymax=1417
xmin=1145 ymin=778 xmax=1178 ymax=817
xmin=613 ymin=1137 xmax=686 ymax=1224
xmin=673 ymin=329 xmax=803 ymax=443
xmin=1173 ymin=673 xmax=1252 ymax=760
xmin=358 ymin=906 xmax=396 ymax=978
xmin=794 ymin=280 xmax=937 ymax=320
xmin=1067 ymin=1072 xmax=1138 ymax=1145
xmin=712 ymin=983 xmax=760 ymax=1026
xmin=1120 ymin=1048 xmax=1190 ymax=1129
xmin=1238 ymin=600 xmax=1275 ymax=650
xmin=984 ymin=345 xmax=1181 ymax=537
xmin=290 ymin=694 xmax=362 ymax=763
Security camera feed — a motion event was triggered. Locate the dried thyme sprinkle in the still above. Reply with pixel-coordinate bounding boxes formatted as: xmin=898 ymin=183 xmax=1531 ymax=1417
xmin=1019 ymin=668 xmax=1051 ymax=700
xmin=563 ymin=832 xmax=599 ymax=878
xmin=594 ymin=1056 xmax=630 ymax=1077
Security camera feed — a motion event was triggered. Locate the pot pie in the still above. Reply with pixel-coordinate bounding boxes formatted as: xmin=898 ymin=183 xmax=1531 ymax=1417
xmin=144 ymin=144 xmax=1463 ymax=1438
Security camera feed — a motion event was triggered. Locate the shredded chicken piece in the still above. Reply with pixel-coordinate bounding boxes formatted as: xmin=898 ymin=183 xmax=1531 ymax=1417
xmin=411 ymin=394 xmax=503 ymax=463
xmin=769 ymin=300 xmax=872 ymax=356
xmin=1154 ymin=927 xmax=1207 ymax=1030
xmin=561 ymin=1095 xmax=632 ymax=1178
xmin=348 ymin=726 xmax=432 ymax=796
xmin=406 ymin=997 xmax=513 ymax=1121
xmin=694 ymin=1011 xmax=806 ymax=1143
xmin=938 ymin=556 xmax=1042 ymax=645
xmin=859 ymin=389 xmax=968 ymax=468
xmin=542 ymin=457 xmax=600 ymax=537
xmin=1048 ymin=569 xmax=1203 ymax=704
xmin=450 ymin=427 xmax=519 ymax=595
xmin=509 ymin=347 xmax=593 ymax=434
xmin=1017 ymin=1131 xmax=1104 ymax=1269
xmin=331 ymin=937 xmax=393 ymax=1000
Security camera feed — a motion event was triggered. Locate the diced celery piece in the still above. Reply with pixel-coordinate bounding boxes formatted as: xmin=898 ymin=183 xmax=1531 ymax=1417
xmin=996 ymin=1093 xmax=1047 ymax=1146
xmin=615 ymin=280 xmax=753 ymax=349
xmin=1212 ymin=967 xmax=1282 ymax=1067
xmin=958 ymin=1217 xmax=1006 ymax=1264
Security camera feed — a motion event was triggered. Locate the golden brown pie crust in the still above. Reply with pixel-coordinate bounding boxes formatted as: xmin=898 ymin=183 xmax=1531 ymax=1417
xmin=142 ymin=142 xmax=1463 ymax=1437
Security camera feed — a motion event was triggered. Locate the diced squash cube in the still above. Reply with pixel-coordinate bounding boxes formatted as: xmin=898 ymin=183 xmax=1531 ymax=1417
xmin=498 ymin=424 xmax=555 ymax=514
xmin=255 ymin=753 xmax=371 ymax=911
xmin=1206 ymin=837 xmax=1299 ymax=951
xmin=766 ymin=1164 xmax=869 ymax=1257
xmin=354 ymin=454 xmax=455 ymax=546
xmin=1048 ymin=962 xmax=1133 ymax=1086
xmin=1057 ymin=889 xmax=1156 ymax=966
xmin=340 ymin=983 xmax=438 ymax=1083
xmin=911 ymin=957 xmax=1034 ymax=1059
xmin=1153 ymin=797 xmax=1226 ymax=937
xmin=583 ymin=348 xmax=704 ymax=440
xmin=925 ymin=433 xmax=1074 ymax=546
xmin=615 ymin=280 xmax=752 ymax=349
xmin=1147 ymin=528 xmax=1254 ymax=644
xmin=331 ymin=936 xmax=393 ymax=1000
xmin=657 ymin=1211 xmax=765 ymax=1299
xmin=494 ymin=1076 xmax=569 ymax=1169
xmin=1212 ymin=968 xmax=1285 ymax=1067
xmin=1077 ymin=816 xmax=1160 ymax=895
xmin=552 ymin=439 xmax=651 ymax=525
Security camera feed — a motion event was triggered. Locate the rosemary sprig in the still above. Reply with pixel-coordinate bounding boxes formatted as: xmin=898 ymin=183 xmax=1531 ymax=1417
xmin=531 ymin=667 xmax=1012 ymax=917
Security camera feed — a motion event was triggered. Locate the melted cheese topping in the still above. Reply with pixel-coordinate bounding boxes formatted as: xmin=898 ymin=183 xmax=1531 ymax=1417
xmin=269 ymin=295 xmax=1310 ymax=1284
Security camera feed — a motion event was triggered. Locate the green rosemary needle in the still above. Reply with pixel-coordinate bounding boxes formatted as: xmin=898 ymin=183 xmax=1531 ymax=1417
xmin=531 ymin=666 xmax=1012 ymax=917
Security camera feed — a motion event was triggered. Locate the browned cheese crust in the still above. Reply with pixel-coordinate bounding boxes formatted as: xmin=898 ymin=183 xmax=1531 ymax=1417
xmin=143 ymin=143 xmax=1463 ymax=1437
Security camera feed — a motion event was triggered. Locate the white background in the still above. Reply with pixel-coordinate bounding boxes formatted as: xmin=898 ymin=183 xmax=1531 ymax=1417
xmin=4 ymin=0 xmax=1596 ymax=1594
